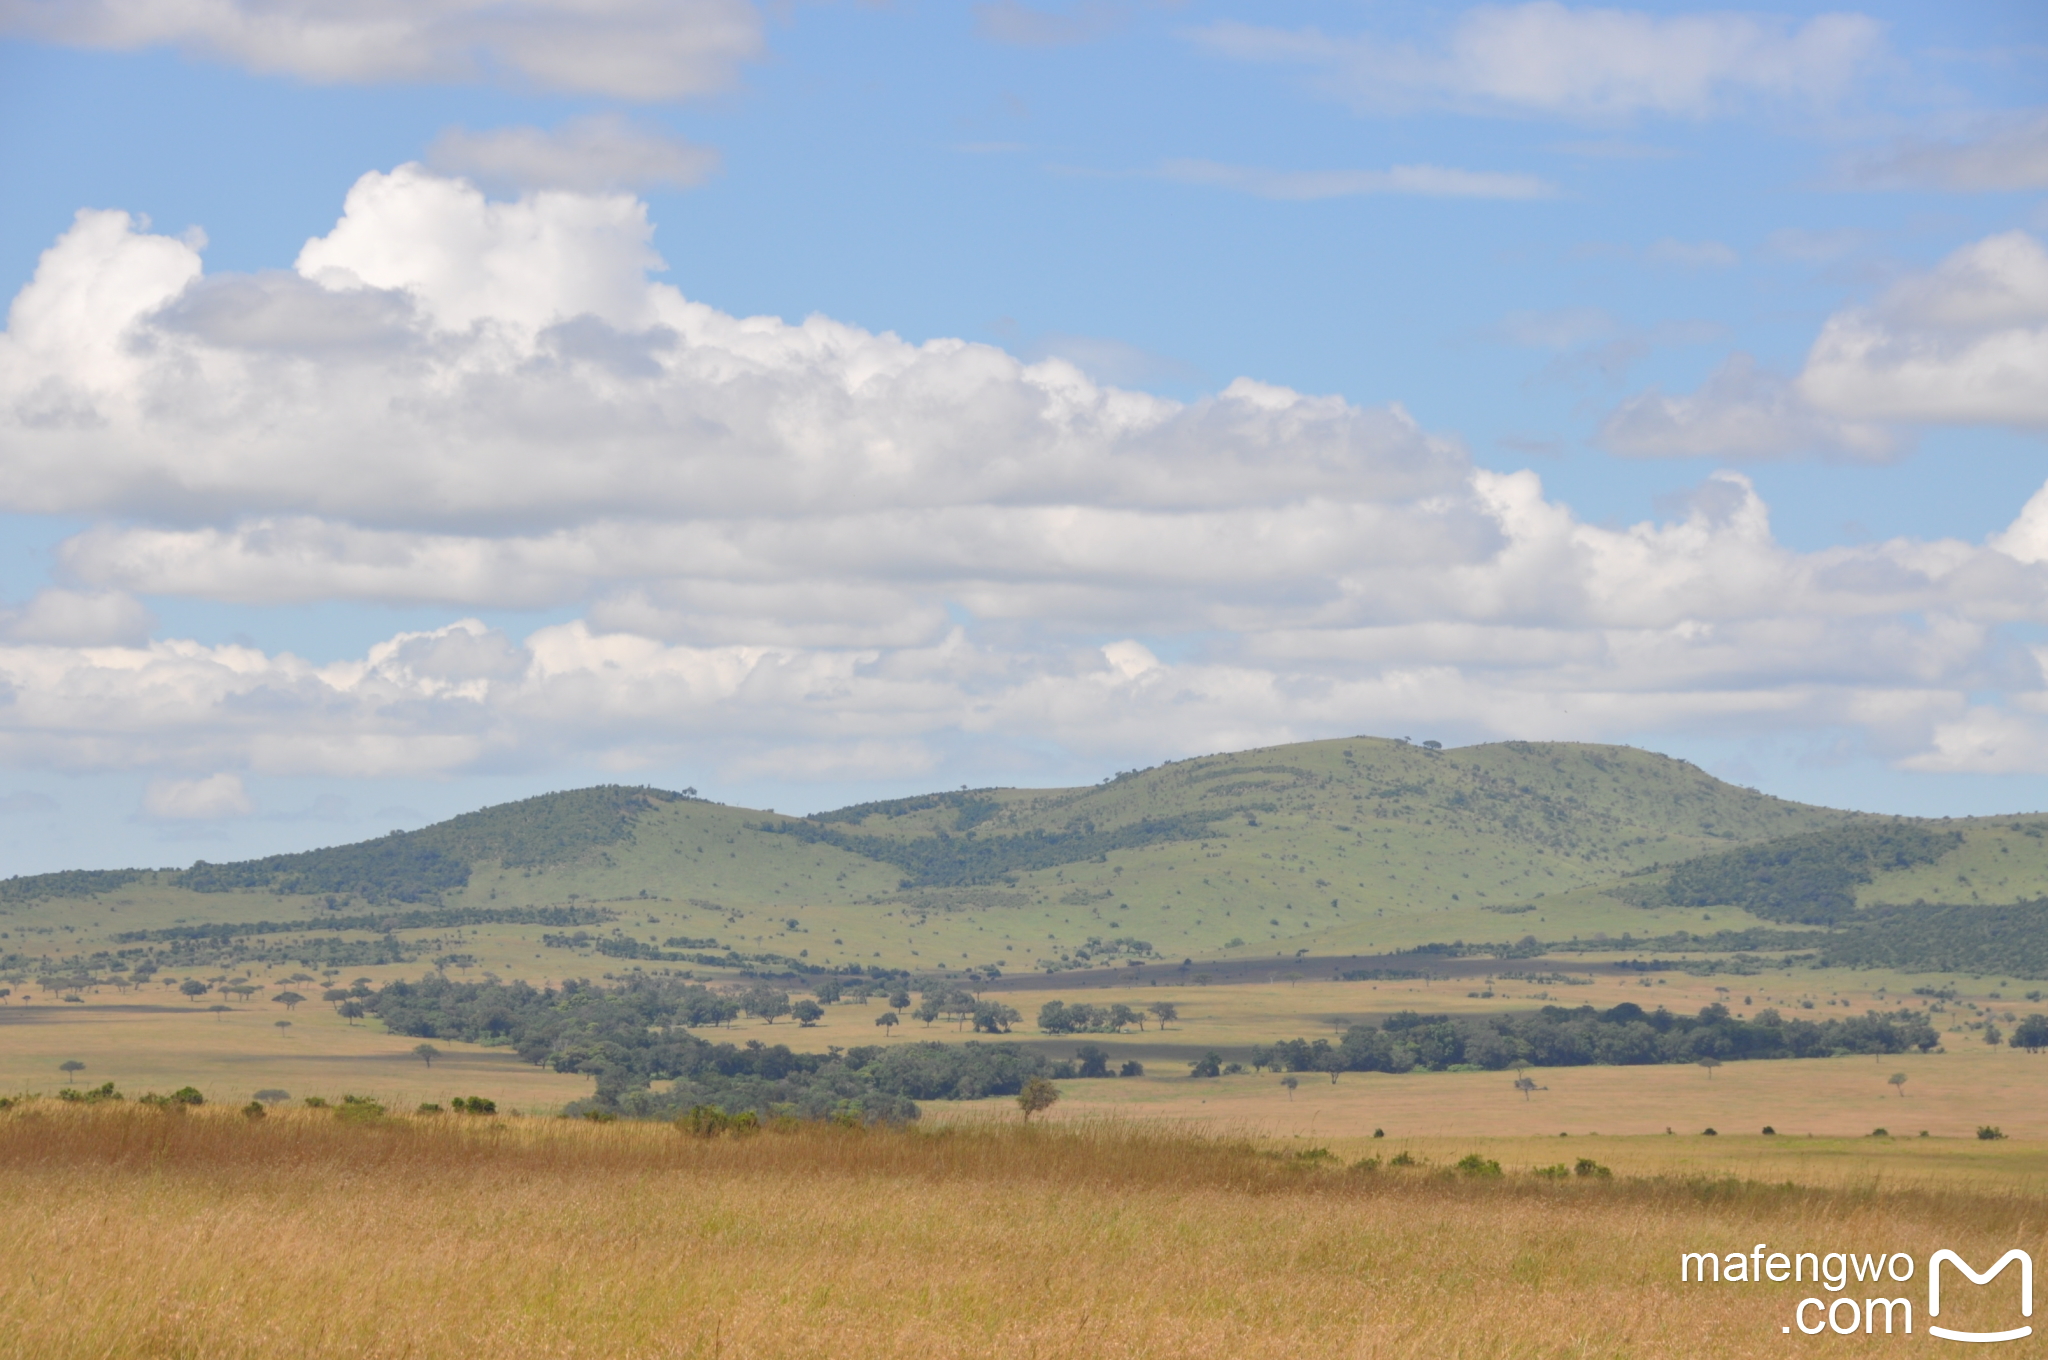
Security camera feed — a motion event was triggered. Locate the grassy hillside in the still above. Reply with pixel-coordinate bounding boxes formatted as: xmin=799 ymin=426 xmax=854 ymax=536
xmin=7 ymin=736 xmax=2048 ymax=988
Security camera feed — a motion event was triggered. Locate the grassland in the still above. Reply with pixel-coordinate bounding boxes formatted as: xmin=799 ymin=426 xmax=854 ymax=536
xmin=2 ymin=1105 xmax=2039 ymax=1359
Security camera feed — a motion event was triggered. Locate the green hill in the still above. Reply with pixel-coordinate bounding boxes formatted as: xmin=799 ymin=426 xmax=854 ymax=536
xmin=6 ymin=736 xmax=2048 ymax=982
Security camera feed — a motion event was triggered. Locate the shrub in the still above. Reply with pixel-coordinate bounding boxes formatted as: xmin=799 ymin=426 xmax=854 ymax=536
xmin=416 ymin=1103 xmax=444 ymax=1115
xmin=1573 ymin=1159 xmax=1611 ymax=1179
xmin=1118 ymin=1060 xmax=1144 ymax=1077
xmin=302 ymin=1096 xmax=329 ymax=1108
xmin=57 ymin=1082 xmax=121 ymax=1104
xmin=1533 ymin=1163 xmax=1570 ymax=1179
xmin=242 ymin=1101 xmax=267 ymax=1119
xmin=451 ymin=1096 xmax=497 ymax=1115
xmin=1761 ymin=1126 xmax=1776 ymax=1135
xmin=1701 ymin=1127 xmax=1717 ymax=1136
xmin=1978 ymin=1125 xmax=2006 ymax=1140
xmin=679 ymin=1105 xmax=760 ymax=1137
xmin=1388 ymin=1151 xmax=1417 ymax=1167
xmin=1455 ymin=1154 xmax=1502 ymax=1177
xmin=1870 ymin=1127 xmax=1889 ymax=1137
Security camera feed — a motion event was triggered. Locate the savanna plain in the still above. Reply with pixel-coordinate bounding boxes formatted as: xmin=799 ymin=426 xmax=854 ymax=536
xmin=5 ymin=738 xmax=2047 ymax=1356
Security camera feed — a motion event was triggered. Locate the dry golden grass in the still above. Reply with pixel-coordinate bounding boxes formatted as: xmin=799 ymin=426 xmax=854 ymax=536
xmin=2 ymin=1103 xmax=2038 ymax=1358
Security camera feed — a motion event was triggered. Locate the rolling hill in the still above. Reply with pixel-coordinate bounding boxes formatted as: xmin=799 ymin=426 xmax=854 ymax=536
xmin=5 ymin=736 xmax=2047 ymax=983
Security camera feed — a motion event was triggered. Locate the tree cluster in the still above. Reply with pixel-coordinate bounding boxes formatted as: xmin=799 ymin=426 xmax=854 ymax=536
xmin=1255 ymin=1001 xmax=1941 ymax=1075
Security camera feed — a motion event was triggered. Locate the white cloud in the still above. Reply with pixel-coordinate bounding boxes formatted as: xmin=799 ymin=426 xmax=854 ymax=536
xmin=1601 ymin=228 xmax=2048 ymax=459
xmin=1600 ymin=353 xmax=1900 ymax=461
xmin=427 ymin=116 xmax=721 ymax=193
xmin=1 ymin=588 xmax=155 ymax=646
xmin=1800 ymin=230 xmax=2048 ymax=427
xmin=1845 ymin=109 xmax=2048 ymax=192
xmin=1192 ymin=4 xmax=1887 ymax=120
xmin=6 ymin=166 xmax=2048 ymax=781
xmin=0 ymin=0 xmax=762 ymax=100
xmin=1154 ymin=159 xmax=1556 ymax=201
xmin=143 ymin=773 xmax=252 ymax=820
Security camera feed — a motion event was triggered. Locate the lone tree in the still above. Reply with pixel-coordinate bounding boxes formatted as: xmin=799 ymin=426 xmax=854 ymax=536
xmin=59 ymin=1060 xmax=84 ymax=1080
xmin=1017 ymin=1076 xmax=1060 ymax=1122
xmin=791 ymin=999 xmax=824 ymax=1027
xmin=1148 ymin=1001 xmax=1178 ymax=1030
xmin=413 ymin=1043 xmax=440 ymax=1068
xmin=874 ymin=1011 xmax=899 ymax=1037
xmin=179 ymin=979 xmax=209 ymax=1002
xmin=1697 ymin=1057 xmax=1722 ymax=1080
xmin=338 ymin=1000 xmax=365 ymax=1025
xmin=272 ymin=991 xmax=305 ymax=1011
xmin=1888 ymin=1072 xmax=1908 ymax=1097
xmin=1281 ymin=1075 xmax=1299 ymax=1100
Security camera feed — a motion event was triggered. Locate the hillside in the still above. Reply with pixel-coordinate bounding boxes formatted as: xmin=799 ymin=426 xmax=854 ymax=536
xmin=5 ymin=736 xmax=2047 ymax=984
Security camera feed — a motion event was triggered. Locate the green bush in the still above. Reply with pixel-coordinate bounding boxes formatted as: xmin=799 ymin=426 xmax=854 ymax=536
xmin=1573 ymin=1158 xmax=1611 ymax=1179
xmin=1455 ymin=1153 xmax=1503 ymax=1177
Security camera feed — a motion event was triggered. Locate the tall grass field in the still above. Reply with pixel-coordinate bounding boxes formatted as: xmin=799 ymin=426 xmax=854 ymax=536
xmin=2 ymin=1103 xmax=2038 ymax=1358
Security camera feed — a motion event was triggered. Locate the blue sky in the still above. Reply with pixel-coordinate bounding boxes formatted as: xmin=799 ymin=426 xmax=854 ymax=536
xmin=0 ymin=0 xmax=2045 ymax=873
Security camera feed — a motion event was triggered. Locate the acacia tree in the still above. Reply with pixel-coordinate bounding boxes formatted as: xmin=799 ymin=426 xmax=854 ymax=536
xmin=1888 ymin=1072 xmax=1908 ymax=1097
xmin=1697 ymin=1057 xmax=1722 ymax=1080
xmin=272 ymin=991 xmax=305 ymax=1012
xmin=1017 ymin=1077 xmax=1060 ymax=1122
xmin=59 ymin=1060 xmax=84 ymax=1081
xmin=874 ymin=1011 xmax=899 ymax=1037
xmin=1281 ymin=1075 xmax=1299 ymax=1101
xmin=1148 ymin=1001 xmax=1178 ymax=1030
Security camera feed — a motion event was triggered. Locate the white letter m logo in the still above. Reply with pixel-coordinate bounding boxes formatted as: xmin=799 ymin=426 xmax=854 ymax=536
xmin=1930 ymin=1249 xmax=2033 ymax=1344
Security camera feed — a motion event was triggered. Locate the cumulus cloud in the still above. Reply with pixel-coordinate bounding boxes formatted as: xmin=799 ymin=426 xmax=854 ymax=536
xmin=0 ymin=0 xmax=763 ymax=100
xmin=427 ymin=116 xmax=720 ymax=193
xmin=1154 ymin=159 xmax=1556 ymax=200
xmin=5 ymin=165 xmax=2048 ymax=781
xmin=1601 ymin=229 xmax=2048 ymax=461
xmin=1192 ymin=4 xmax=1887 ymax=120
xmin=143 ymin=773 xmax=252 ymax=820
xmin=1600 ymin=353 xmax=1900 ymax=461
xmin=1800 ymin=230 xmax=2048 ymax=427
xmin=1 ymin=588 xmax=155 ymax=646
